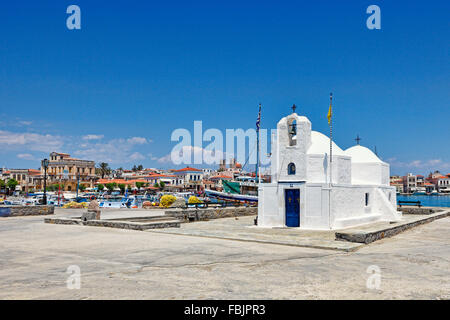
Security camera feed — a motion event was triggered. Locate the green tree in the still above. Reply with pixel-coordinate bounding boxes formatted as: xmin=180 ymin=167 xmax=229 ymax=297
xmin=137 ymin=164 xmax=143 ymax=171
xmin=135 ymin=182 xmax=145 ymax=189
xmin=97 ymin=184 xmax=105 ymax=191
xmin=105 ymin=183 xmax=117 ymax=192
xmin=158 ymin=181 xmax=165 ymax=191
xmin=97 ymin=162 xmax=111 ymax=178
xmin=0 ymin=180 xmax=5 ymax=190
xmin=78 ymin=184 xmax=87 ymax=192
xmin=118 ymin=183 xmax=126 ymax=194
xmin=7 ymin=179 xmax=19 ymax=191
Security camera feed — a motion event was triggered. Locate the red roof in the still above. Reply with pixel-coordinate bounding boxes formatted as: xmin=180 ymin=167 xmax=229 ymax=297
xmin=96 ymin=179 xmax=148 ymax=185
xmin=144 ymin=174 xmax=177 ymax=178
xmin=210 ymin=175 xmax=232 ymax=180
xmin=173 ymin=167 xmax=202 ymax=172
xmin=97 ymin=179 xmax=129 ymax=185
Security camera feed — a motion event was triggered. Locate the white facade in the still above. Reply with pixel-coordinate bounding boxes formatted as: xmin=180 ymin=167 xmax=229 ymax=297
xmin=258 ymin=112 xmax=402 ymax=230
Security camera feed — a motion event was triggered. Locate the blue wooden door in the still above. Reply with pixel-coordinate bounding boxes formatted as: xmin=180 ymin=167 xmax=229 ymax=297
xmin=285 ymin=189 xmax=300 ymax=227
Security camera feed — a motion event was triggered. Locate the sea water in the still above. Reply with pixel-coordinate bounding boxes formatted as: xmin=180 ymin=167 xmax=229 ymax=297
xmin=397 ymin=195 xmax=450 ymax=207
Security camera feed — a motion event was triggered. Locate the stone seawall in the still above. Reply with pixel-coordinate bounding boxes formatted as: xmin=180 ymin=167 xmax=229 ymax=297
xmin=336 ymin=210 xmax=450 ymax=244
xmin=165 ymin=206 xmax=257 ymax=222
xmin=45 ymin=217 xmax=180 ymax=230
xmin=397 ymin=207 xmax=440 ymax=215
xmin=0 ymin=205 xmax=54 ymax=217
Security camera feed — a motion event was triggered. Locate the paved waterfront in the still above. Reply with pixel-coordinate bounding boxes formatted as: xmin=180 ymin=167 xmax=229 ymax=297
xmin=0 ymin=208 xmax=449 ymax=299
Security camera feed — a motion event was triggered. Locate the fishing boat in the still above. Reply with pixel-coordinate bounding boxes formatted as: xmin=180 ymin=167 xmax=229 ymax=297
xmin=204 ymin=105 xmax=262 ymax=204
xmin=413 ymin=187 xmax=427 ymax=195
xmin=204 ymin=188 xmax=258 ymax=203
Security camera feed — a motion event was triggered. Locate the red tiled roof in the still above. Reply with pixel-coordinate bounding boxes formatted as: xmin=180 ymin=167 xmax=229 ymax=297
xmin=96 ymin=179 xmax=142 ymax=185
xmin=28 ymin=169 xmax=41 ymax=174
xmin=127 ymin=179 xmax=148 ymax=183
xmin=144 ymin=174 xmax=177 ymax=178
xmin=210 ymin=175 xmax=233 ymax=180
xmin=173 ymin=167 xmax=202 ymax=172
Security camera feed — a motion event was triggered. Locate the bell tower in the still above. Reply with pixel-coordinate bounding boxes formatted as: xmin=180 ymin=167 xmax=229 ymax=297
xmin=273 ymin=106 xmax=311 ymax=182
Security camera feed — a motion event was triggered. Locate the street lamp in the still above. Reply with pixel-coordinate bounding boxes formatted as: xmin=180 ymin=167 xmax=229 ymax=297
xmin=42 ymin=158 xmax=49 ymax=205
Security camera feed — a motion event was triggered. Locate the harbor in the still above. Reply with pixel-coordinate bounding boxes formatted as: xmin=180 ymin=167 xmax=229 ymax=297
xmin=0 ymin=1 xmax=449 ymax=304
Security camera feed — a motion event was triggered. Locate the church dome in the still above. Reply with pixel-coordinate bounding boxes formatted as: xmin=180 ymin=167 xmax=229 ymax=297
xmin=307 ymin=131 xmax=346 ymax=156
xmin=345 ymin=145 xmax=384 ymax=163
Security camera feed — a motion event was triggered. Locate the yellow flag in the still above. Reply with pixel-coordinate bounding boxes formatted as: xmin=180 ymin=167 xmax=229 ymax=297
xmin=327 ymin=102 xmax=332 ymax=125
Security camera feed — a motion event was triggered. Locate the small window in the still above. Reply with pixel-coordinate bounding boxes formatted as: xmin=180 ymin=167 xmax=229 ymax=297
xmin=288 ymin=163 xmax=296 ymax=175
xmin=365 ymin=193 xmax=370 ymax=206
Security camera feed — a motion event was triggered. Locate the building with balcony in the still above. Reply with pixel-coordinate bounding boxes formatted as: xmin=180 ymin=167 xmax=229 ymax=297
xmin=40 ymin=152 xmax=97 ymax=191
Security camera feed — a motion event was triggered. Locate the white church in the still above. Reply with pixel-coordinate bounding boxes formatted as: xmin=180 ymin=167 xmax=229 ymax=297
xmin=258 ymin=109 xmax=402 ymax=230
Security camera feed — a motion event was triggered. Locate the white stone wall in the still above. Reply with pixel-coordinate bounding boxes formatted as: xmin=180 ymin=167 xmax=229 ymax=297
xmin=351 ymin=162 xmax=388 ymax=185
xmin=258 ymin=183 xmax=283 ymax=227
xmin=303 ymin=184 xmax=330 ymax=229
xmin=330 ymin=184 xmax=400 ymax=229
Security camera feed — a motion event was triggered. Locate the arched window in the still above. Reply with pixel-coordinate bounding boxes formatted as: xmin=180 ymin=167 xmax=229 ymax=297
xmin=288 ymin=163 xmax=296 ymax=175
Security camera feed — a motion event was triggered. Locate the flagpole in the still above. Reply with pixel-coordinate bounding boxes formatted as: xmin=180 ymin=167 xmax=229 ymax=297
xmin=329 ymin=93 xmax=333 ymax=230
xmin=329 ymin=93 xmax=333 ymax=187
xmin=256 ymin=103 xmax=261 ymax=183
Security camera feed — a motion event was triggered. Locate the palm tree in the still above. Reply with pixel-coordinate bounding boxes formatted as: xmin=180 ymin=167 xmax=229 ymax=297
xmin=97 ymin=162 xmax=111 ymax=178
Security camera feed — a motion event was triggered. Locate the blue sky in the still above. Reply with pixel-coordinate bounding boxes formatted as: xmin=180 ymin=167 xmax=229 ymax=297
xmin=0 ymin=0 xmax=449 ymax=175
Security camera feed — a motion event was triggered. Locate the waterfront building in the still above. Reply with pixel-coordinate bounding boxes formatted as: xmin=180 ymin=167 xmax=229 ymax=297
xmin=172 ymin=167 xmax=204 ymax=191
xmin=202 ymin=168 xmax=214 ymax=178
xmin=258 ymin=110 xmax=401 ymax=230
xmin=390 ymin=175 xmax=404 ymax=193
xmin=433 ymin=175 xmax=450 ymax=192
xmin=1 ymin=169 xmax=41 ymax=192
xmin=402 ymin=173 xmax=417 ymax=193
xmin=40 ymin=152 xmax=97 ymax=191
xmin=142 ymin=174 xmax=183 ymax=188
xmin=424 ymin=182 xmax=436 ymax=193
